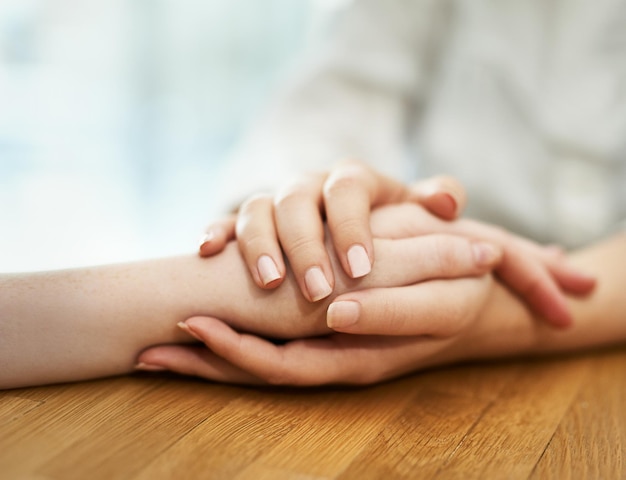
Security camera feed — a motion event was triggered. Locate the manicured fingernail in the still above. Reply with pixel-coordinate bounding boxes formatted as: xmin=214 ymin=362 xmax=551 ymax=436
xmin=257 ymin=255 xmax=281 ymax=285
xmin=439 ymin=193 xmax=458 ymax=216
xmin=198 ymin=231 xmax=215 ymax=247
xmin=177 ymin=321 xmax=202 ymax=341
xmin=347 ymin=244 xmax=371 ymax=278
xmin=304 ymin=266 xmax=332 ymax=301
xmin=198 ymin=231 xmax=216 ymax=255
xmin=327 ymin=301 xmax=361 ymax=329
xmin=135 ymin=362 xmax=167 ymax=372
xmin=472 ymin=242 xmax=501 ymax=266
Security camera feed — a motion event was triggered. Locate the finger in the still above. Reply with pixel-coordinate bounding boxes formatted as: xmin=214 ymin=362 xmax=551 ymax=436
xmin=274 ymin=173 xmax=334 ymax=302
xmin=368 ymin=234 xmax=502 ymax=287
xmin=494 ymin=249 xmax=573 ymax=328
xmin=523 ymin=244 xmax=596 ymax=295
xmin=437 ymin=220 xmax=596 ymax=313
xmin=409 ymin=175 xmax=467 ymax=220
xmin=327 ymin=277 xmax=491 ymax=336
xmin=184 ymin=316 xmax=350 ymax=385
xmin=198 ymin=215 xmax=236 ymax=257
xmin=182 ymin=316 xmax=429 ymax=386
xmin=544 ymin=260 xmax=596 ymax=295
xmin=502 ymin=241 xmax=596 ymax=295
xmin=136 ymin=344 xmax=263 ymax=385
xmin=323 ymin=161 xmax=411 ymax=279
xmin=236 ymin=194 xmax=286 ymax=288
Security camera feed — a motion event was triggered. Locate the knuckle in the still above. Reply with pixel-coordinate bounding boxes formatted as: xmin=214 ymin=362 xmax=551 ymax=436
xmin=430 ymin=236 xmax=462 ymax=273
xmin=239 ymin=233 xmax=269 ymax=253
xmin=273 ymin=188 xmax=300 ymax=209
xmin=286 ymin=235 xmax=323 ymax=259
xmin=239 ymin=193 xmax=272 ymax=214
xmin=331 ymin=216 xmax=367 ymax=239
xmin=323 ymin=173 xmax=363 ymax=200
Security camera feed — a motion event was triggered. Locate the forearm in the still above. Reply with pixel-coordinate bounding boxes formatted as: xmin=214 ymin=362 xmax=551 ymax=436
xmin=461 ymin=233 xmax=626 ymax=362
xmin=0 ymin=256 xmax=206 ymax=388
xmin=0 ymin=245 xmax=304 ymax=389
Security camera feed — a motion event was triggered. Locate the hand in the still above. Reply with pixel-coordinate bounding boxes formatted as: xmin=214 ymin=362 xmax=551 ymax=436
xmin=362 ymin=204 xmax=595 ymax=328
xmin=199 ymin=161 xmax=594 ymax=326
xmin=192 ymin=230 xmax=502 ymax=340
xmin=137 ymin=206 xmax=596 ymax=384
xmin=199 ymin=160 xmax=466 ymax=301
xmin=138 ymin=275 xmax=494 ymax=386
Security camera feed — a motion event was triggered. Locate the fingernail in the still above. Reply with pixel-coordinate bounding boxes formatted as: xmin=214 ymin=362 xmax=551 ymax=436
xmin=258 ymin=255 xmax=281 ymax=285
xmin=135 ymin=362 xmax=167 ymax=372
xmin=198 ymin=231 xmax=215 ymax=248
xmin=439 ymin=193 xmax=458 ymax=216
xmin=198 ymin=231 xmax=215 ymax=255
xmin=472 ymin=242 xmax=501 ymax=266
xmin=304 ymin=266 xmax=332 ymax=301
xmin=327 ymin=301 xmax=361 ymax=329
xmin=347 ymin=244 xmax=371 ymax=278
xmin=177 ymin=321 xmax=202 ymax=341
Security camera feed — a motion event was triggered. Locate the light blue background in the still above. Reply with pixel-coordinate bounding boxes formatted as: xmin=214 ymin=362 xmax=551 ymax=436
xmin=0 ymin=0 xmax=340 ymax=271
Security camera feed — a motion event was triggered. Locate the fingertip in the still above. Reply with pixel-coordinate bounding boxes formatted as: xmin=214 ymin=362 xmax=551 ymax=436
xmin=135 ymin=362 xmax=168 ymax=372
xmin=257 ymin=255 xmax=284 ymax=287
xmin=177 ymin=321 xmax=202 ymax=341
xmin=411 ymin=176 xmax=466 ymax=219
xmin=198 ymin=232 xmax=216 ymax=256
xmin=427 ymin=192 xmax=458 ymax=220
xmin=566 ymin=271 xmax=597 ymax=295
xmin=327 ymin=300 xmax=361 ymax=331
xmin=182 ymin=316 xmax=228 ymax=344
xmin=304 ymin=266 xmax=333 ymax=302
xmin=537 ymin=294 xmax=574 ymax=329
xmin=472 ymin=242 xmax=503 ymax=268
xmin=198 ymin=230 xmax=229 ymax=257
xmin=347 ymin=244 xmax=372 ymax=278
xmin=547 ymin=309 xmax=574 ymax=329
xmin=135 ymin=346 xmax=172 ymax=370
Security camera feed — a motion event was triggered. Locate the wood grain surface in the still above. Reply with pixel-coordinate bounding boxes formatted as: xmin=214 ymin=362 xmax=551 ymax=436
xmin=1 ymin=346 xmax=624 ymax=479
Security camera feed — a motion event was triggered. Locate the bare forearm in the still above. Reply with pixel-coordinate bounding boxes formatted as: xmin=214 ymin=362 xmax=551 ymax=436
xmin=0 ymin=255 xmax=215 ymax=388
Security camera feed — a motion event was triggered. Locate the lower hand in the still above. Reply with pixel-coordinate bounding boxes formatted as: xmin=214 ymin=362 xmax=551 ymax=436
xmin=137 ymin=275 xmax=493 ymax=386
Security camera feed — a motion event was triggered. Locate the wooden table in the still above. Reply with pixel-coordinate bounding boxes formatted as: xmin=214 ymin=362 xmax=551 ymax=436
xmin=1 ymin=346 xmax=625 ymax=479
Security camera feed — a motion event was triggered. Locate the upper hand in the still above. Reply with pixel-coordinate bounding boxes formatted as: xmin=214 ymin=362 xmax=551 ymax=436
xmin=199 ymin=160 xmax=466 ymax=301
xmin=201 ymin=174 xmax=595 ymax=328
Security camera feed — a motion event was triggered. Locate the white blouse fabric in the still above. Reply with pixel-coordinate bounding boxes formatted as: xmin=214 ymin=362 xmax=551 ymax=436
xmin=216 ymin=0 xmax=626 ymax=248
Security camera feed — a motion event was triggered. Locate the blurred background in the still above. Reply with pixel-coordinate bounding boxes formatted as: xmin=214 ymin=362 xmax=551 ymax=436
xmin=0 ymin=0 xmax=342 ymax=272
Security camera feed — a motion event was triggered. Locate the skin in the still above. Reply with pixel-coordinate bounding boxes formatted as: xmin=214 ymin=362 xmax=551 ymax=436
xmin=199 ymin=161 xmax=595 ymax=327
xmin=138 ymin=229 xmax=626 ymax=387
xmin=199 ymin=160 xmax=467 ymax=299
xmin=0 ymin=205 xmax=502 ymax=390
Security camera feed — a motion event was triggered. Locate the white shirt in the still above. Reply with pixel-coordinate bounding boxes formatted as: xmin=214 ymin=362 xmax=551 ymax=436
xmin=216 ymin=0 xmax=626 ymax=248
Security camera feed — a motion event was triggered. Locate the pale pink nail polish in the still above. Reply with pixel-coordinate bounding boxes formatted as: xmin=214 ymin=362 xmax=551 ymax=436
xmin=327 ymin=301 xmax=361 ymax=329
xmin=258 ymin=255 xmax=281 ymax=285
xmin=304 ymin=267 xmax=332 ymax=301
xmin=347 ymin=244 xmax=371 ymax=278
xmin=135 ymin=362 xmax=167 ymax=372
xmin=177 ymin=321 xmax=202 ymax=341
xmin=472 ymin=242 xmax=501 ymax=266
xmin=198 ymin=231 xmax=215 ymax=247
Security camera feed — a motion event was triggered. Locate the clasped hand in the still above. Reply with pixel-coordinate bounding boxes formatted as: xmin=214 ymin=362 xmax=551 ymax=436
xmin=138 ymin=162 xmax=595 ymax=385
